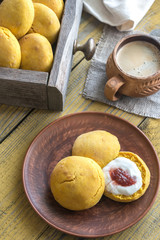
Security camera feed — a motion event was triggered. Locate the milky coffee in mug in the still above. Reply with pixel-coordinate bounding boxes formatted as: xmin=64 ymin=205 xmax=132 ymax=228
xmin=116 ymin=41 xmax=160 ymax=78
xmin=105 ymin=34 xmax=160 ymax=101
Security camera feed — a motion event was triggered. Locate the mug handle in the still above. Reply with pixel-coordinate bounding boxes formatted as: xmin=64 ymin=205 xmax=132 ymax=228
xmin=104 ymin=75 xmax=125 ymax=101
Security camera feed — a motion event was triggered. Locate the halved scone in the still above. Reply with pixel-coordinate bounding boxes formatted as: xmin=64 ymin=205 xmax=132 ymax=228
xmin=103 ymin=151 xmax=150 ymax=202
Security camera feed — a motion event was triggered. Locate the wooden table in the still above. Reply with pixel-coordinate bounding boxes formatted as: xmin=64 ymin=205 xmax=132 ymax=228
xmin=0 ymin=1 xmax=160 ymax=239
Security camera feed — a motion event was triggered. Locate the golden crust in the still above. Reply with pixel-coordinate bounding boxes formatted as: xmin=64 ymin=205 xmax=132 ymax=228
xmin=50 ymin=156 xmax=105 ymax=211
xmin=104 ymin=151 xmax=151 ymax=202
xmin=72 ymin=130 xmax=120 ymax=168
xmin=29 ymin=3 xmax=60 ymax=44
xmin=0 ymin=0 xmax=34 ymax=39
xmin=19 ymin=33 xmax=53 ymax=72
xmin=0 ymin=27 xmax=21 ymax=68
xmin=32 ymin=0 xmax=64 ymax=20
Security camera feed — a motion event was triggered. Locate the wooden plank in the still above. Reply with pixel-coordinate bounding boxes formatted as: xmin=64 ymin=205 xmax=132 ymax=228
xmin=0 ymin=67 xmax=48 ymax=109
xmin=139 ymin=118 xmax=160 ymax=156
xmin=0 ymin=105 xmax=32 ymax=143
xmin=47 ymin=0 xmax=83 ymax=110
xmin=135 ymin=0 xmax=160 ymax=33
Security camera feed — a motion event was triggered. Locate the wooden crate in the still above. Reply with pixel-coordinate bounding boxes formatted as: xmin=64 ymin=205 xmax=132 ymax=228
xmin=0 ymin=0 xmax=83 ymax=110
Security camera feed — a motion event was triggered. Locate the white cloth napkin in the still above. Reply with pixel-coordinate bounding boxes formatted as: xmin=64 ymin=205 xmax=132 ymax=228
xmin=83 ymin=0 xmax=155 ymax=31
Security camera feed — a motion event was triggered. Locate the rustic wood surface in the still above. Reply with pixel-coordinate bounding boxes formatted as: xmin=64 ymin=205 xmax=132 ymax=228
xmin=0 ymin=0 xmax=160 ymax=239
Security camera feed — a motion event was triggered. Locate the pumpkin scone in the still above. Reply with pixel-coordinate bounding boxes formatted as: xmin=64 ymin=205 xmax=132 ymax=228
xmin=32 ymin=0 xmax=64 ymax=20
xmin=50 ymin=156 xmax=105 ymax=211
xmin=72 ymin=130 xmax=120 ymax=168
xmin=0 ymin=0 xmax=34 ymax=39
xmin=0 ymin=27 xmax=21 ymax=68
xmin=102 ymin=151 xmax=151 ymax=202
xmin=19 ymin=33 xmax=53 ymax=72
xmin=29 ymin=3 xmax=60 ymax=44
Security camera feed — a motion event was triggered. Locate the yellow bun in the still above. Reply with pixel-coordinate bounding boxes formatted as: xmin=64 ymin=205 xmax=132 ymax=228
xmin=0 ymin=27 xmax=21 ymax=68
xmin=19 ymin=33 xmax=53 ymax=72
xmin=72 ymin=130 xmax=120 ymax=168
xmin=0 ymin=0 xmax=34 ymax=39
xmin=32 ymin=0 xmax=64 ymax=20
xmin=50 ymin=156 xmax=105 ymax=211
xmin=29 ymin=3 xmax=60 ymax=44
xmin=104 ymin=151 xmax=151 ymax=202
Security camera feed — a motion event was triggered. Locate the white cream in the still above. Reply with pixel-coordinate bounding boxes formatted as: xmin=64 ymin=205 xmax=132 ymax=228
xmin=103 ymin=157 xmax=142 ymax=196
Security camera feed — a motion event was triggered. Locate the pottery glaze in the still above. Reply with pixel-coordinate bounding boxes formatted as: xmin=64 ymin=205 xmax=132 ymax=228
xmin=105 ymin=34 xmax=160 ymax=101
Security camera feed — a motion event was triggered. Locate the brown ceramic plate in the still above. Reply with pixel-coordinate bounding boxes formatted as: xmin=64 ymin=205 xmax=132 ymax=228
xmin=23 ymin=112 xmax=160 ymax=237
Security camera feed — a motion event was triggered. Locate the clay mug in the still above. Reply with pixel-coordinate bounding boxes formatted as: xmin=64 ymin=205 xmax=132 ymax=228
xmin=104 ymin=34 xmax=160 ymax=101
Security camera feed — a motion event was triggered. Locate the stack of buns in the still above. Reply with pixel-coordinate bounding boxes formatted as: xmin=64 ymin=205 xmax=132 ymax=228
xmin=0 ymin=0 xmax=64 ymax=72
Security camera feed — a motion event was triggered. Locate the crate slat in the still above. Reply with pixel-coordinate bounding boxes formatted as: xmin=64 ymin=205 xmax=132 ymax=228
xmin=47 ymin=0 xmax=83 ymax=110
xmin=0 ymin=67 xmax=48 ymax=109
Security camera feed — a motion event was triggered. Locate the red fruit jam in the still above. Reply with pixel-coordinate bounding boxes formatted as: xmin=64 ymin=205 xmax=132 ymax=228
xmin=110 ymin=168 xmax=136 ymax=186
